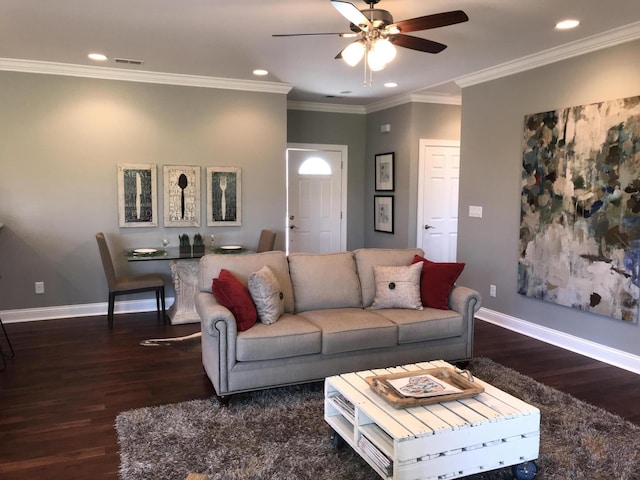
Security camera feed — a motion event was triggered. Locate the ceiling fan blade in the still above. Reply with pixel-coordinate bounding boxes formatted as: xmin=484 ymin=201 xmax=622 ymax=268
xmin=273 ymin=32 xmax=353 ymax=37
xmin=389 ymin=34 xmax=447 ymax=54
xmin=389 ymin=10 xmax=468 ymax=33
xmin=331 ymin=0 xmax=372 ymax=31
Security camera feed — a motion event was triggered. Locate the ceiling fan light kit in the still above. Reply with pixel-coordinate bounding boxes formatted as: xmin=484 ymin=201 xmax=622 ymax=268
xmin=274 ymin=0 xmax=468 ymax=86
xmin=342 ymin=41 xmax=366 ymax=66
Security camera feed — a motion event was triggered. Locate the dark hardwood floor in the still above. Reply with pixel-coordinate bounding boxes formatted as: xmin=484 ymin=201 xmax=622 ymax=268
xmin=0 ymin=314 xmax=639 ymax=479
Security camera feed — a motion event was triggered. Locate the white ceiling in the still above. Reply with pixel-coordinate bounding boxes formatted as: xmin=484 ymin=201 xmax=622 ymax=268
xmin=2 ymin=0 xmax=640 ymax=108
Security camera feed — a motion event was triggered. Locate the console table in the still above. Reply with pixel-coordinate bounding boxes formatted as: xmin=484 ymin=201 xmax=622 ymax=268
xmin=126 ymin=247 xmax=252 ymax=325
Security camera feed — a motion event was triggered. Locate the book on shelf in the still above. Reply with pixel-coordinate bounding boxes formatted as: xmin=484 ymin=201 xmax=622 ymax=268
xmin=331 ymin=393 xmax=355 ymax=419
xmin=358 ymin=434 xmax=392 ymax=476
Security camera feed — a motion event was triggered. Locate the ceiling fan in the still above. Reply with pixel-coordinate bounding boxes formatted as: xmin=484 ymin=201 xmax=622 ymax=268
xmin=273 ymin=0 xmax=468 ymax=79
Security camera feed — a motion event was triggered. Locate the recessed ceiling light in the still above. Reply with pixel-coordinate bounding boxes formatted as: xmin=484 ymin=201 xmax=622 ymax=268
xmin=253 ymin=69 xmax=269 ymax=76
xmin=556 ymin=19 xmax=580 ymax=30
xmin=384 ymin=82 xmax=398 ymax=88
xmin=88 ymin=53 xmax=108 ymax=61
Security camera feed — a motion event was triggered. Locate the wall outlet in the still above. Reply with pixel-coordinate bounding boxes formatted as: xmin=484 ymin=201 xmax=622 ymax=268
xmin=35 ymin=281 xmax=45 ymax=294
xmin=490 ymin=284 xmax=497 ymax=297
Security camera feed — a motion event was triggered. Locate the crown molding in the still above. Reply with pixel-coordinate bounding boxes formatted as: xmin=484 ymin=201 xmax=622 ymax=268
xmin=410 ymin=92 xmax=462 ymax=106
xmin=287 ymin=100 xmax=365 ymax=114
xmin=0 ymin=58 xmax=293 ymax=94
xmin=364 ymin=90 xmax=461 ymax=114
xmin=455 ymin=21 xmax=640 ymax=88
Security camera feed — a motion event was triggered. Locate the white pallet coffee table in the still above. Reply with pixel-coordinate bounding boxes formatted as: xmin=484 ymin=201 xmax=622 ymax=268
xmin=325 ymin=360 xmax=540 ymax=480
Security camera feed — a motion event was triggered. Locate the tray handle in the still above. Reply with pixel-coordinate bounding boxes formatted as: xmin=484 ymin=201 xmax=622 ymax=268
xmin=372 ymin=378 xmax=390 ymax=392
xmin=455 ymin=367 xmax=475 ymax=383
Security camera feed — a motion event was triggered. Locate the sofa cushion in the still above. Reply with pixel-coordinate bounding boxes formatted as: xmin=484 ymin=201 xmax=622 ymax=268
xmin=412 ymin=255 xmax=465 ymax=310
xmin=236 ymin=314 xmax=322 ymax=362
xmin=298 ymin=308 xmax=397 ymax=354
xmin=370 ymin=263 xmax=423 ymax=310
xmin=374 ymin=308 xmax=464 ymax=344
xmin=248 ymin=265 xmax=285 ymax=325
xmin=211 ymin=269 xmax=257 ymax=331
xmin=288 ymin=252 xmax=361 ymax=312
xmin=353 ymin=248 xmax=424 ymax=308
xmin=199 ymin=251 xmax=295 ymax=314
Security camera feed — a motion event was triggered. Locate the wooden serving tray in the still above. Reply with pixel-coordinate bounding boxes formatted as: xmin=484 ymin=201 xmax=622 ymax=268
xmin=365 ymin=367 xmax=484 ymax=409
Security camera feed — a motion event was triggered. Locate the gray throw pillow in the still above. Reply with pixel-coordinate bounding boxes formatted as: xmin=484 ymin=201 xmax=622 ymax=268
xmin=248 ymin=265 xmax=285 ymax=324
xmin=370 ymin=262 xmax=424 ymax=310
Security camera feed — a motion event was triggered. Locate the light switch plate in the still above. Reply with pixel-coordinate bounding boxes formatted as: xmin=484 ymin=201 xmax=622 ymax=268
xmin=469 ymin=205 xmax=483 ymax=218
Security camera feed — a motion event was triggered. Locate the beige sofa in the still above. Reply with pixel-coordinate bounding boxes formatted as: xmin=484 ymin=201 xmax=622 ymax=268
xmin=196 ymin=248 xmax=481 ymax=398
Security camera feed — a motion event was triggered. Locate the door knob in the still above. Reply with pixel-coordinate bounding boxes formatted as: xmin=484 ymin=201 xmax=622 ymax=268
xmin=424 ymin=224 xmax=434 ymax=230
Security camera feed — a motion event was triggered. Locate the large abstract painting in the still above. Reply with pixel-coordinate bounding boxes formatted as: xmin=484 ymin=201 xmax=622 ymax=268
xmin=519 ymin=95 xmax=640 ymax=323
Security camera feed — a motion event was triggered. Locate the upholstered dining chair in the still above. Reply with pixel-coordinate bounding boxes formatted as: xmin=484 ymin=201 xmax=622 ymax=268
xmin=256 ymin=229 xmax=276 ymax=253
xmin=95 ymin=232 xmax=166 ymax=329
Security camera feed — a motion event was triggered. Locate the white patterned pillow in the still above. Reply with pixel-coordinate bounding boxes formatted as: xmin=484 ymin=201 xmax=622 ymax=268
xmin=248 ymin=265 xmax=285 ymax=324
xmin=370 ymin=262 xmax=424 ymax=310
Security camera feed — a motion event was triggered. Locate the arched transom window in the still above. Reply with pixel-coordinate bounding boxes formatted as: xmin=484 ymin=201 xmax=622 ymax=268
xmin=298 ymin=157 xmax=332 ymax=175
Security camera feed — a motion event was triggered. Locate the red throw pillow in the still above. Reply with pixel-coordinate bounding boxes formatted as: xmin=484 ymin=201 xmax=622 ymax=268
xmin=412 ymin=255 xmax=465 ymax=310
xmin=211 ymin=269 xmax=257 ymax=331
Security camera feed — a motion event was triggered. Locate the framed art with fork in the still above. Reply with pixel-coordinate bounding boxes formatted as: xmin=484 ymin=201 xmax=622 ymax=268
xmin=206 ymin=166 xmax=242 ymax=226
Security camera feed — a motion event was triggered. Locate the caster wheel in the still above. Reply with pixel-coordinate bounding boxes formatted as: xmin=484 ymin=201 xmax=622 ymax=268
xmin=512 ymin=461 xmax=537 ymax=479
xmin=330 ymin=429 xmax=346 ymax=449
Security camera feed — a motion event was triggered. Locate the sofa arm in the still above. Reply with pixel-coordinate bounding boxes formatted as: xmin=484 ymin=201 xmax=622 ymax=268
xmin=196 ymin=291 xmax=238 ymax=338
xmin=449 ymin=285 xmax=481 ymax=317
xmin=195 ymin=291 xmax=238 ymax=394
xmin=448 ymin=285 xmax=482 ymax=360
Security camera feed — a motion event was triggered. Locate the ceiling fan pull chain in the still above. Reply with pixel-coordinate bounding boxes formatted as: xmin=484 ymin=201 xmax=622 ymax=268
xmin=362 ymin=57 xmax=367 ymax=86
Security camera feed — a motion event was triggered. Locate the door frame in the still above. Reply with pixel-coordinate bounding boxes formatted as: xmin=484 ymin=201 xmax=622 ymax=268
xmin=416 ymin=139 xmax=460 ymax=255
xmin=286 ymin=143 xmax=348 ymax=253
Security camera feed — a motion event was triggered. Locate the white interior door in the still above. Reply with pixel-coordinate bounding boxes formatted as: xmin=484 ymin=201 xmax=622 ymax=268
xmin=417 ymin=139 xmax=460 ymax=262
xmin=287 ymin=145 xmax=347 ymax=254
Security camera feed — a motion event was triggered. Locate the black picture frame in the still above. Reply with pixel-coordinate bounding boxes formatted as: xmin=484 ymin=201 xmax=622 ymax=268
xmin=375 ymin=152 xmax=394 ymax=191
xmin=374 ymin=195 xmax=394 ymax=234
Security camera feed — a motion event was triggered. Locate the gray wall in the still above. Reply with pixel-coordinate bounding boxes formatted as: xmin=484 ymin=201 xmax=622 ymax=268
xmin=0 ymin=71 xmax=287 ymax=310
xmin=286 ymin=109 xmax=366 ymax=250
xmin=458 ymin=39 xmax=640 ymax=356
xmin=365 ymin=103 xmax=462 ymax=247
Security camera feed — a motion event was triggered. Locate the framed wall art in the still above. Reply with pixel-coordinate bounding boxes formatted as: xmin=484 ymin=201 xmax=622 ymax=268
xmin=519 ymin=94 xmax=640 ymax=323
xmin=375 ymin=152 xmax=395 ymax=191
xmin=163 ymin=165 xmax=201 ymax=227
xmin=206 ymin=166 xmax=242 ymax=227
xmin=374 ymin=195 xmax=394 ymax=234
xmin=117 ymin=163 xmax=157 ymax=227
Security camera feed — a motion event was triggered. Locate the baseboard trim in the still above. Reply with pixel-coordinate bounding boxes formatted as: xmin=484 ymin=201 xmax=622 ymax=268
xmin=0 ymin=298 xmax=175 ymax=323
xmin=476 ymin=307 xmax=640 ymax=375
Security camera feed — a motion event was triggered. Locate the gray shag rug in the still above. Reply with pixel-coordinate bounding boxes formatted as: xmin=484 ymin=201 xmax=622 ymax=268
xmin=116 ymin=357 xmax=640 ymax=480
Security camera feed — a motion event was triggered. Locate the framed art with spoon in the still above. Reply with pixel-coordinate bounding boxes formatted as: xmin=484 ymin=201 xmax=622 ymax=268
xmin=163 ymin=165 xmax=201 ymax=227
xmin=206 ymin=166 xmax=242 ymax=226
